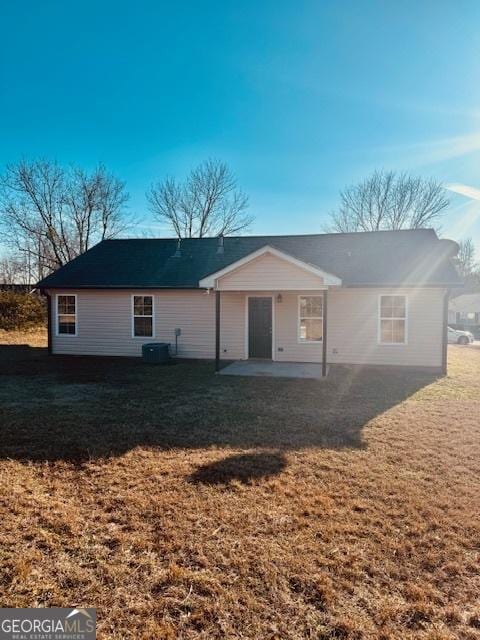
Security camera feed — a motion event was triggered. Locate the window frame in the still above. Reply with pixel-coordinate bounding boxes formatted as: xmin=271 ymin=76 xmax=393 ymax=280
xmin=378 ymin=294 xmax=408 ymax=346
xmin=55 ymin=293 xmax=78 ymax=337
xmin=297 ymin=294 xmax=324 ymax=343
xmin=131 ymin=294 xmax=155 ymax=338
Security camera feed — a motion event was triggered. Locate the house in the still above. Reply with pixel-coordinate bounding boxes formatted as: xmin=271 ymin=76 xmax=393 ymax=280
xmin=37 ymin=229 xmax=462 ymax=375
xmin=448 ymin=293 xmax=480 ymax=336
xmin=448 ymin=293 xmax=480 ymax=325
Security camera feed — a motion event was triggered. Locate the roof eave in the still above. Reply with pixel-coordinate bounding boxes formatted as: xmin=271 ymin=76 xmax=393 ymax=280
xmin=39 ymin=284 xmax=203 ymax=290
xmin=343 ymin=282 xmax=463 ymax=288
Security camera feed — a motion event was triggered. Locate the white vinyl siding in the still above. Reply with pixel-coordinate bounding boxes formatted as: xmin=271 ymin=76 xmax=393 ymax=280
xmin=50 ymin=290 xmax=244 ymax=360
xmin=327 ymin=288 xmax=443 ymax=367
xmin=274 ymin=292 xmax=324 ymax=362
xmin=49 ymin=287 xmax=445 ymax=368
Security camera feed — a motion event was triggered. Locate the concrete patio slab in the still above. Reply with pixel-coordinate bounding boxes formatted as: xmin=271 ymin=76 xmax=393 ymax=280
xmin=218 ymin=360 xmax=328 ymax=379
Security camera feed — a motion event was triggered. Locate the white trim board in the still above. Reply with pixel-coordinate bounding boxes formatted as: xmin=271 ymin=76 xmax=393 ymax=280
xmin=377 ymin=293 xmax=409 ymax=346
xmin=199 ymin=245 xmax=342 ymax=289
xmin=297 ymin=293 xmax=324 ymax=344
xmin=55 ymin=293 xmax=78 ymax=337
xmin=131 ymin=293 xmax=156 ymax=339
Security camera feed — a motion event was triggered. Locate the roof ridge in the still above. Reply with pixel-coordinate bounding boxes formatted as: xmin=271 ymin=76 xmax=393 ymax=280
xmin=107 ymin=228 xmax=437 ymax=242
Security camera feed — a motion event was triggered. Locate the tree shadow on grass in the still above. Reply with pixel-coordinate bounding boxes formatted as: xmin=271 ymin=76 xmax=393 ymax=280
xmin=189 ymin=451 xmax=287 ymax=485
xmin=0 ymin=344 xmax=441 ymax=463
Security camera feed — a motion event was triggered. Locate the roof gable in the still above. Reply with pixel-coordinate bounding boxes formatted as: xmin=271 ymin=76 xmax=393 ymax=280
xmin=199 ymin=245 xmax=342 ymax=288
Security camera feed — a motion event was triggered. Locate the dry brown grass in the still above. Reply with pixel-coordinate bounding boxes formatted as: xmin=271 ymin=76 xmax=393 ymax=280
xmin=0 ymin=331 xmax=479 ymax=639
xmin=0 ymin=327 xmax=47 ymax=346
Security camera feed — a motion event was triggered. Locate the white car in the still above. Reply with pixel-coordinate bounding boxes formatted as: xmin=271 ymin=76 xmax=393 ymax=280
xmin=448 ymin=326 xmax=474 ymax=345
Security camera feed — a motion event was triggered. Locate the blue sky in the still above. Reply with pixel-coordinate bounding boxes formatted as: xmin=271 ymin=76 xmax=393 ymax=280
xmin=1 ymin=0 xmax=480 ymax=249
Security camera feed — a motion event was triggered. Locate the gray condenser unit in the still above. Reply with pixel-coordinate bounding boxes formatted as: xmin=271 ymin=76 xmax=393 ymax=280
xmin=142 ymin=343 xmax=170 ymax=364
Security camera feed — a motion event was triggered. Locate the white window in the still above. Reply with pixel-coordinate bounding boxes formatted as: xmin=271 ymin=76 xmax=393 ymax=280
xmin=379 ymin=295 xmax=407 ymax=344
xmin=298 ymin=295 xmax=323 ymax=342
xmin=57 ymin=294 xmax=77 ymax=336
xmin=132 ymin=295 xmax=154 ymax=337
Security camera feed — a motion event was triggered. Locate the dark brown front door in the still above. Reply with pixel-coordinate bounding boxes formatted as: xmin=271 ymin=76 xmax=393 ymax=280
xmin=248 ymin=297 xmax=272 ymax=359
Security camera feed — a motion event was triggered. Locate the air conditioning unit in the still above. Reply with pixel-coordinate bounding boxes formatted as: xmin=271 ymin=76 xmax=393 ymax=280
xmin=141 ymin=342 xmax=170 ymax=364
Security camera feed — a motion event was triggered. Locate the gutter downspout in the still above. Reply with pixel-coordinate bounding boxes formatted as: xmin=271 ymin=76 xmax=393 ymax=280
xmin=442 ymin=288 xmax=450 ymax=376
xmin=215 ymin=289 xmax=221 ymax=372
xmin=41 ymin=289 xmax=53 ymax=355
xmin=322 ymin=289 xmax=328 ymax=377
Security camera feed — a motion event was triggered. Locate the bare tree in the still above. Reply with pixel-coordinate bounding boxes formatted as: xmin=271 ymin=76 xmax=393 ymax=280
xmin=147 ymin=159 xmax=252 ymax=238
xmin=329 ymin=170 xmax=449 ymax=233
xmin=0 ymin=160 xmax=130 ymax=278
xmin=454 ymin=237 xmax=477 ymax=280
xmin=0 ymin=254 xmax=31 ymax=285
xmin=451 ymin=237 xmax=480 ymax=295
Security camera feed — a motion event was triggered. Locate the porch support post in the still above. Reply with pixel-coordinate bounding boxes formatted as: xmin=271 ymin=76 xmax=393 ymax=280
xmin=322 ymin=289 xmax=328 ymax=377
xmin=441 ymin=288 xmax=450 ymax=375
xmin=215 ymin=289 xmax=221 ymax=372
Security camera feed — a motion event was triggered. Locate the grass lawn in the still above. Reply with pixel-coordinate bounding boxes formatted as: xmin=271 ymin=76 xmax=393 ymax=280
xmin=0 ymin=329 xmax=479 ymax=639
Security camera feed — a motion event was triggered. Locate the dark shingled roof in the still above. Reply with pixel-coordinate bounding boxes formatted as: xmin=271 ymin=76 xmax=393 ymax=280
xmin=37 ymin=229 xmax=462 ymax=289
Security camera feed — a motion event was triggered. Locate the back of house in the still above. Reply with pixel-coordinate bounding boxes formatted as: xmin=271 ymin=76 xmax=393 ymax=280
xmin=37 ymin=228 xmax=462 ymax=373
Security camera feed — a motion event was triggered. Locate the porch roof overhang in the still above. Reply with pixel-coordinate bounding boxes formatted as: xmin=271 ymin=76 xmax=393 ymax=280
xmin=198 ymin=244 xmax=342 ymax=290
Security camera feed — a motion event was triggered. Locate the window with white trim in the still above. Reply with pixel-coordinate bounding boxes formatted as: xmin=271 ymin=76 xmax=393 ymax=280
xmin=299 ymin=295 xmax=323 ymax=342
xmin=57 ymin=295 xmax=77 ymax=335
xmin=133 ymin=295 xmax=153 ymax=337
xmin=379 ymin=295 xmax=406 ymax=344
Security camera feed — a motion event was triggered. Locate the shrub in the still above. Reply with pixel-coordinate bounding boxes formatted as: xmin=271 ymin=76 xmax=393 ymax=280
xmin=0 ymin=291 xmax=47 ymax=331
